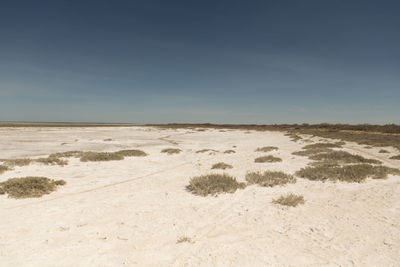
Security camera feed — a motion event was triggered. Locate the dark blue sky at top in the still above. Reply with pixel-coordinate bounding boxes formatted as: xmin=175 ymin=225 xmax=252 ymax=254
xmin=0 ymin=0 xmax=399 ymax=123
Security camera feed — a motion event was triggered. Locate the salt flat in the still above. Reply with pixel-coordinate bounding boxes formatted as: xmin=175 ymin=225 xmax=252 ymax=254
xmin=0 ymin=126 xmax=399 ymax=266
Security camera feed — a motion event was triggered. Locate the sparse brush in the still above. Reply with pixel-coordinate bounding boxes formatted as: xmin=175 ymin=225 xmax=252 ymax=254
xmin=0 ymin=176 xmax=66 ymax=198
xmin=1 ymin=158 xmax=32 ymax=167
xmin=295 ymin=164 xmax=400 ymax=183
xmin=104 ymin=138 xmax=113 ymax=141
xmin=211 ymin=162 xmax=233 ymax=170
xmin=115 ymin=149 xmax=147 ymax=157
xmin=49 ymin=151 xmax=84 ymax=158
xmin=161 ymin=148 xmax=182 ymax=154
xmin=389 ymin=155 xmax=400 ymax=160
xmin=186 ymin=174 xmax=246 ymax=196
xmin=224 ymin=150 xmax=236 ymax=154
xmin=196 ymin=149 xmax=218 ymax=153
xmin=254 ymin=155 xmax=282 ymax=163
xmin=292 ymin=148 xmax=333 ymax=157
xmin=309 ymin=151 xmax=381 ymax=164
xmin=285 ymin=132 xmax=302 ymax=142
xmin=255 ymin=146 xmax=278 ymax=152
xmin=80 ymin=152 xmax=124 ymax=162
xmin=273 ymin=194 xmax=305 ymax=207
xmin=0 ymin=165 xmax=10 ymax=174
xmin=302 ymin=142 xmax=345 ymax=150
xmin=176 ymin=236 xmax=194 ymax=244
xmin=35 ymin=156 xmax=68 ymax=166
xmin=378 ymin=149 xmax=389 ymax=153
xmin=246 ymin=171 xmax=295 ymax=187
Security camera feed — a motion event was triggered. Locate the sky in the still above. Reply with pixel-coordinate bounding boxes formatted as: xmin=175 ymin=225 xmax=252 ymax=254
xmin=0 ymin=0 xmax=399 ymax=124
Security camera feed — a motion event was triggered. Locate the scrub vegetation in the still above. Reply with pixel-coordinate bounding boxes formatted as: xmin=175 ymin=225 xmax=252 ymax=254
xmin=273 ymin=194 xmax=305 ymax=207
xmin=211 ymin=162 xmax=233 ymax=170
xmin=255 ymin=146 xmax=278 ymax=152
xmin=254 ymin=155 xmax=282 ymax=163
xmin=186 ymin=174 xmax=246 ymax=196
xmin=161 ymin=148 xmax=182 ymax=154
xmin=246 ymin=171 xmax=295 ymax=187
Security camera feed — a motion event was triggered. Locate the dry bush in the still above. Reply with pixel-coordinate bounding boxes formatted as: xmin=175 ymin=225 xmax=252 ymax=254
xmin=211 ymin=162 xmax=233 ymax=170
xmin=161 ymin=148 xmax=182 ymax=154
xmin=246 ymin=171 xmax=295 ymax=187
xmin=35 ymin=156 xmax=68 ymax=166
xmin=379 ymin=149 xmax=389 ymax=153
xmin=255 ymin=146 xmax=278 ymax=152
xmin=186 ymin=174 xmax=246 ymax=196
xmin=196 ymin=149 xmax=218 ymax=153
xmin=390 ymin=155 xmax=400 ymax=160
xmin=292 ymin=148 xmax=333 ymax=157
xmin=309 ymin=151 xmax=381 ymax=164
xmin=115 ymin=149 xmax=147 ymax=157
xmin=296 ymin=164 xmax=400 ymax=183
xmin=104 ymin=138 xmax=113 ymax=141
xmin=1 ymin=158 xmax=32 ymax=167
xmin=49 ymin=151 xmax=84 ymax=158
xmin=224 ymin=150 xmax=236 ymax=154
xmin=0 ymin=176 xmax=66 ymax=198
xmin=0 ymin=165 xmax=10 ymax=174
xmin=285 ymin=132 xmax=302 ymax=142
xmin=254 ymin=155 xmax=282 ymax=163
xmin=273 ymin=194 xmax=305 ymax=207
xmin=80 ymin=152 xmax=124 ymax=162
xmin=302 ymin=142 xmax=345 ymax=150
xmin=176 ymin=236 xmax=194 ymax=244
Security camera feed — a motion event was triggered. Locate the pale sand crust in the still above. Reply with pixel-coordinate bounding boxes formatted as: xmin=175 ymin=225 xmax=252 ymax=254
xmin=0 ymin=127 xmax=399 ymax=266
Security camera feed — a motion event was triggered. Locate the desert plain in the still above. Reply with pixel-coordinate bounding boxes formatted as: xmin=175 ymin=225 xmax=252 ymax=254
xmin=0 ymin=126 xmax=400 ymax=266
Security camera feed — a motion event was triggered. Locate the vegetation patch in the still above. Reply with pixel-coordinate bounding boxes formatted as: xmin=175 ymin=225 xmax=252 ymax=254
xmin=186 ymin=174 xmax=246 ymax=196
xmin=285 ymin=132 xmax=302 ymax=142
xmin=296 ymin=164 xmax=400 ymax=183
xmin=176 ymin=236 xmax=194 ymax=244
xmin=309 ymin=151 xmax=381 ymax=164
xmin=302 ymin=142 xmax=345 ymax=150
xmin=49 ymin=151 xmax=84 ymax=158
xmin=35 ymin=156 xmax=68 ymax=166
xmin=161 ymin=148 xmax=182 ymax=154
xmin=80 ymin=152 xmax=124 ymax=162
xmin=379 ymin=149 xmax=389 ymax=153
xmin=115 ymin=149 xmax=147 ymax=157
xmin=389 ymin=155 xmax=400 ymax=160
xmin=246 ymin=171 xmax=295 ymax=187
xmin=1 ymin=158 xmax=32 ymax=167
xmin=196 ymin=149 xmax=218 ymax=153
xmin=0 ymin=176 xmax=66 ymax=198
xmin=104 ymin=138 xmax=113 ymax=141
xmin=292 ymin=148 xmax=333 ymax=157
xmin=211 ymin=162 xmax=233 ymax=170
xmin=224 ymin=150 xmax=236 ymax=154
xmin=255 ymin=146 xmax=278 ymax=152
xmin=0 ymin=165 xmax=10 ymax=174
xmin=273 ymin=194 xmax=305 ymax=207
xmin=254 ymin=155 xmax=282 ymax=163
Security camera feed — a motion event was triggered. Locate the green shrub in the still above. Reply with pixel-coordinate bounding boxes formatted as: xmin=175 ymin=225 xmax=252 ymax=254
xmin=0 ymin=176 xmax=66 ymax=198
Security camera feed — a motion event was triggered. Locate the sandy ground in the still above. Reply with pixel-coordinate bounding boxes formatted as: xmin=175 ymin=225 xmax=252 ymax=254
xmin=0 ymin=126 xmax=400 ymax=266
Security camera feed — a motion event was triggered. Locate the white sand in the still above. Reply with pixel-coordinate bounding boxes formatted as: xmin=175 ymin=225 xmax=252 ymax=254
xmin=0 ymin=126 xmax=399 ymax=266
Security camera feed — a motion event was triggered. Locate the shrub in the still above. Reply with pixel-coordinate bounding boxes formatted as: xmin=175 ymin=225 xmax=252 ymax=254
xmin=273 ymin=194 xmax=305 ymax=207
xmin=0 ymin=165 xmax=10 ymax=174
xmin=1 ymin=158 xmax=32 ymax=167
xmin=246 ymin=171 xmax=295 ymax=187
xmin=224 ymin=150 xmax=236 ymax=154
xmin=308 ymin=151 xmax=381 ymax=164
xmin=211 ymin=162 xmax=233 ymax=170
xmin=35 ymin=156 xmax=68 ymax=166
xmin=389 ymin=155 xmax=400 ymax=160
xmin=296 ymin=164 xmax=400 ymax=183
xmin=379 ymin=149 xmax=389 ymax=153
xmin=161 ymin=148 xmax=182 ymax=154
xmin=186 ymin=174 xmax=246 ymax=196
xmin=176 ymin=236 xmax=194 ymax=244
xmin=254 ymin=155 xmax=282 ymax=163
xmin=80 ymin=152 xmax=124 ymax=162
xmin=292 ymin=148 xmax=333 ymax=157
xmin=302 ymin=142 xmax=345 ymax=150
xmin=0 ymin=176 xmax=66 ymax=198
xmin=255 ymin=146 xmax=278 ymax=152
xmin=115 ymin=149 xmax=147 ymax=157
xmin=104 ymin=138 xmax=113 ymax=141
xmin=196 ymin=149 xmax=218 ymax=153
xmin=49 ymin=151 xmax=84 ymax=158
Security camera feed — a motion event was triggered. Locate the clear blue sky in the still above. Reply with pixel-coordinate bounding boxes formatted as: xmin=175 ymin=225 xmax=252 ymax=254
xmin=1 ymin=0 xmax=399 ymax=124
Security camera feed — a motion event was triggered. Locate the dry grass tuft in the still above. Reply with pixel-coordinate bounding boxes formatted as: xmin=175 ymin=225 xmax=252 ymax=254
xmin=302 ymin=142 xmax=345 ymax=150
xmin=296 ymin=164 xmax=400 ymax=183
xmin=211 ymin=162 xmax=233 ymax=170
xmin=104 ymin=138 xmax=113 ymax=141
xmin=285 ymin=132 xmax=302 ymax=142
xmin=246 ymin=171 xmax=295 ymax=187
xmin=255 ymin=146 xmax=279 ymax=152
xmin=0 ymin=165 xmax=10 ymax=174
xmin=379 ymin=149 xmax=389 ymax=153
xmin=389 ymin=155 xmax=400 ymax=160
xmin=0 ymin=176 xmax=66 ymax=198
xmin=309 ymin=151 xmax=381 ymax=164
xmin=80 ymin=152 xmax=124 ymax=162
xmin=35 ymin=156 xmax=68 ymax=166
xmin=292 ymin=148 xmax=333 ymax=157
xmin=1 ymin=158 xmax=32 ymax=167
xmin=224 ymin=150 xmax=236 ymax=154
xmin=273 ymin=194 xmax=305 ymax=207
xmin=49 ymin=151 xmax=84 ymax=158
xmin=161 ymin=148 xmax=182 ymax=154
xmin=186 ymin=174 xmax=246 ymax=196
xmin=196 ymin=149 xmax=218 ymax=153
xmin=254 ymin=155 xmax=282 ymax=163
xmin=115 ymin=149 xmax=147 ymax=157
xmin=176 ymin=236 xmax=194 ymax=244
